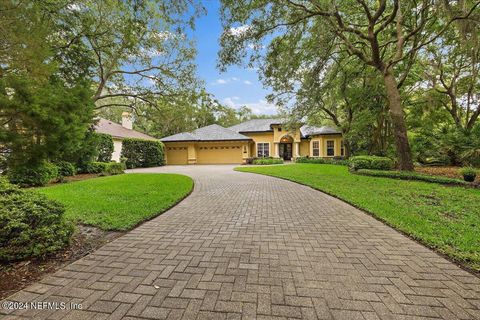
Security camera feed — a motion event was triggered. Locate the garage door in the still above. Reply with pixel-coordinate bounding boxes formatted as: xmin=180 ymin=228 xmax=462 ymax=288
xmin=166 ymin=146 xmax=188 ymax=165
xmin=197 ymin=145 xmax=243 ymax=164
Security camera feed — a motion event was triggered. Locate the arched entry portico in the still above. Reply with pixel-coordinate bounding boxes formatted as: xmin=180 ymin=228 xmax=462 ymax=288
xmin=278 ymin=135 xmax=293 ymax=160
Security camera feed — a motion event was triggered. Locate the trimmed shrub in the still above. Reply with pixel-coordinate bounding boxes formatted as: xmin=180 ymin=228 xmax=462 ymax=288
xmin=295 ymin=157 xmax=349 ymax=166
xmin=0 ymin=177 xmax=73 ymax=261
xmin=83 ymin=161 xmax=125 ymax=176
xmin=121 ymin=138 xmax=164 ymax=169
xmin=253 ymin=158 xmax=284 ymax=165
xmin=56 ymin=161 xmax=76 ymax=177
xmin=349 ymin=156 xmax=394 ymax=171
xmin=459 ymin=167 xmax=477 ymax=182
xmin=102 ymin=162 xmax=126 ymax=176
xmin=355 ymin=169 xmax=468 ymax=186
xmin=96 ymin=133 xmax=114 ymax=162
xmin=84 ymin=161 xmax=108 ymax=174
xmin=8 ymin=161 xmax=59 ymax=187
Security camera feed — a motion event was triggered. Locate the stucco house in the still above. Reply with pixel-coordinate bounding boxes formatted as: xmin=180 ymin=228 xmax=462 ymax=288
xmin=161 ymin=119 xmax=343 ymax=165
xmin=94 ymin=112 xmax=158 ymax=162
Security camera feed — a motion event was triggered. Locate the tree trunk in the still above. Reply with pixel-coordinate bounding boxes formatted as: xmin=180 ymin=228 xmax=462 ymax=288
xmin=382 ymin=71 xmax=414 ymax=171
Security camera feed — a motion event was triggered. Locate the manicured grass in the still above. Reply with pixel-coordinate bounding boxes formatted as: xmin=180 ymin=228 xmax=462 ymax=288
xmin=38 ymin=174 xmax=193 ymax=231
xmin=236 ymin=164 xmax=480 ymax=271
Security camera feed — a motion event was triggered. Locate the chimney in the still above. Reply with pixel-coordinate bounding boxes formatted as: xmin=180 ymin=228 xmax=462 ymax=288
xmin=121 ymin=112 xmax=133 ymax=130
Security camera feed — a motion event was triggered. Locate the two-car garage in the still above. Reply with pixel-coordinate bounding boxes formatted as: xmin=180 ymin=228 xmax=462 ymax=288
xmin=164 ymin=143 xmax=245 ymax=165
xmin=161 ymin=124 xmax=252 ymax=165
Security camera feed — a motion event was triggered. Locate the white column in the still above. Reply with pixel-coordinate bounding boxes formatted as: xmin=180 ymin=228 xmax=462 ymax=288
xmin=295 ymin=142 xmax=300 ymax=157
xmin=274 ymin=143 xmax=279 ymax=158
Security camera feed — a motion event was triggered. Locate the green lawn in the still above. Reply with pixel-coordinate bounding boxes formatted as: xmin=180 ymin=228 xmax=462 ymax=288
xmin=236 ymin=164 xmax=480 ymax=271
xmin=38 ymin=173 xmax=193 ymax=231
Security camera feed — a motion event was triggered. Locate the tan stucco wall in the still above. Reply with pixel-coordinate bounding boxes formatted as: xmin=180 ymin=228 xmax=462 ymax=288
xmin=243 ymin=132 xmax=275 ymax=157
xmin=299 ymin=140 xmax=310 ymax=157
xmin=308 ymin=135 xmax=343 ymax=157
xmin=112 ymin=138 xmax=123 ymax=162
xmin=272 ymin=125 xmax=301 ymax=143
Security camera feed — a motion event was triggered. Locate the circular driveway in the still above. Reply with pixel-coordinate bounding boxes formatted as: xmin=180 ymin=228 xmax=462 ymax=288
xmin=2 ymin=165 xmax=479 ymax=319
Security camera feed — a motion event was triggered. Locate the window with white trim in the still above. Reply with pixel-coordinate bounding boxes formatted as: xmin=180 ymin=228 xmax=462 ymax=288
xmin=341 ymin=140 xmax=345 ymax=156
xmin=327 ymin=140 xmax=335 ymax=156
xmin=257 ymin=143 xmax=270 ymax=157
xmin=312 ymin=141 xmax=319 ymax=157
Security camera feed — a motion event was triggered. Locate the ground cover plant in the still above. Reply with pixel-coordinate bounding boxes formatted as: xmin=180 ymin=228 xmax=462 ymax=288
xmin=236 ymin=163 xmax=480 ymax=271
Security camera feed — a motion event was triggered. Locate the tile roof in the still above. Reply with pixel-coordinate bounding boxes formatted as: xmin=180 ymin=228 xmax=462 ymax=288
xmin=161 ymin=124 xmax=252 ymax=142
xmin=228 ymin=119 xmax=340 ymax=138
xmin=228 ymin=118 xmax=281 ymax=133
xmin=160 ymin=120 xmax=341 ymax=143
xmin=94 ymin=118 xmax=157 ymax=141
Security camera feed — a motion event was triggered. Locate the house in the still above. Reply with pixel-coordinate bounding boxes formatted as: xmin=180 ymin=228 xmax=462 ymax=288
xmin=161 ymin=119 xmax=343 ymax=165
xmin=94 ymin=112 xmax=158 ymax=162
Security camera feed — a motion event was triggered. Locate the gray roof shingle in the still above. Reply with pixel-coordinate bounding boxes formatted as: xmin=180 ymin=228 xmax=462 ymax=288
xmin=228 ymin=118 xmax=281 ymax=133
xmin=161 ymin=120 xmax=341 ymax=142
xmin=94 ymin=118 xmax=158 ymax=141
xmin=228 ymin=119 xmax=340 ymax=138
xmin=161 ymin=124 xmax=251 ymax=142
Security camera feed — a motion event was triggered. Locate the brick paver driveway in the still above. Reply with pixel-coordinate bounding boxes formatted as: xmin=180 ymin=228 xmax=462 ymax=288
xmin=2 ymin=165 xmax=480 ymax=319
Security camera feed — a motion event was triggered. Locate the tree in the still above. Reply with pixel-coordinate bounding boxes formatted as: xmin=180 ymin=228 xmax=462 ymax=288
xmin=421 ymin=1 xmax=480 ymax=131
xmin=59 ymin=0 xmax=203 ymax=111
xmin=0 ymin=75 xmax=95 ymax=168
xmin=219 ymin=0 xmax=480 ymax=170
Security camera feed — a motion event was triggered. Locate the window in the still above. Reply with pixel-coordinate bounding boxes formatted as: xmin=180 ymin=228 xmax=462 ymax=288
xmin=327 ymin=140 xmax=335 ymax=156
xmin=312 ymin=141 xmax=319 ymax=157
xmin=257 ymin=143 xmax=270 ymax=157
xmin=277 ymin=127 xmax=282 ymax=132
xmin=341 ymin=140 xmax=345 ymax=156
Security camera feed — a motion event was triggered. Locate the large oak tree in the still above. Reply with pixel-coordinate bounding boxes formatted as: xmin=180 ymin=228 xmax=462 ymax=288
xmin=218 ymin=0 xmax=479 ymax=170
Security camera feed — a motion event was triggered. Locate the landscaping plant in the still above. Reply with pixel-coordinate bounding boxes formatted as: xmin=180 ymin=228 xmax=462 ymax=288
xmin=349 ymin=156 xmax=393 ymax=171
xmin=8 ymin=161 xmax=59 ymax=187
xmin=0 ymin=178 xmax=73 ymax=261
xmin=459 ymin=167 xmax=477 ymax=182
xmin=252 ymin=158 xmax=283 ymax=165
xmin=121 ymin=138 xmax=165 ymax=169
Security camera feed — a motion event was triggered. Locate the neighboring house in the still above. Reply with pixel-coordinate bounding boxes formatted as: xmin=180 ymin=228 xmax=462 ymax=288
xmin=161 ymin=119 xmax=343 ymax=165
xmin=94 ymin=112 xmax=158 ymax=162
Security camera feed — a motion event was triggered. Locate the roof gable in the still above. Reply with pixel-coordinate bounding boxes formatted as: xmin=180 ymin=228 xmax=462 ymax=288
xmin=228 ymin=118 xmax=281 ymax=133
xmin=161 ymin=124 xmax=251 ymax=142
xmin=94 ymin=118 xmax=157 ymax=141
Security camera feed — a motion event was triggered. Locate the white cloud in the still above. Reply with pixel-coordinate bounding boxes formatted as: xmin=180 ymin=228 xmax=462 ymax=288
xmin=228 ymin=25 xmax=251 ymax=37
xmin=222 ymin=98 xmax=277 ymax=115
xmin=244 ymin=80 xmax=252 ymax=85
xmin=222 ymin=97 xmax=236 ymax=107
xmin=212 ymin=77 xmax=241 ymax=85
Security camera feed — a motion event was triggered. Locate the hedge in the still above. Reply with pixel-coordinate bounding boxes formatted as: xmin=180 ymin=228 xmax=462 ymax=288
xmin=121 ymin=138 xmax=164 ymax=169
xmin=8 ymin=161 xmax=59 ymax=187
xmin=295 ymin=156 xmax=349 ymax=166
xmin=349 ymin=155 xmax=394 ymax=171
xmin=253 ymin=158 xmax=284 ymax=165
xmin=84 ymin=161 xmax=125 ymax=175
xmin=0 ymin=177 xmax=73 ymax=261
xmin=56 ymin=161 xmax=76 ymax=177
xmin=96 ymin=133 xmax=114 ymax=162
xmin=354 ymin=169 xmax=468 ymax=186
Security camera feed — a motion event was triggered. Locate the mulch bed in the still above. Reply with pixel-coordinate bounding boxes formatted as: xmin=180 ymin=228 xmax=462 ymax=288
xmin=0 ymin=225 xmax=124 ymax=300
xmin=415 ymin=166 xmax=480 ymax=183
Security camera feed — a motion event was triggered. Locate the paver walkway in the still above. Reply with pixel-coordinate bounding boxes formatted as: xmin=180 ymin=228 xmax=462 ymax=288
xmin=1 ymin=165 xmax=479 ymax=320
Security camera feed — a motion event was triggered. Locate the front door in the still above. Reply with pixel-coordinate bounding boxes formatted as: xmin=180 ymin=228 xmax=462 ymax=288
xmin=279 ymin=143 xmax=292 ymax=160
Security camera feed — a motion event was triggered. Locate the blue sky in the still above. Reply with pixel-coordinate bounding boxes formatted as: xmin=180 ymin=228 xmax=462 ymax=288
xmin=191 ymin=1 xmax=277 ymax=115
